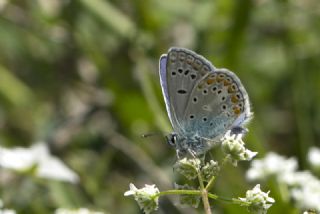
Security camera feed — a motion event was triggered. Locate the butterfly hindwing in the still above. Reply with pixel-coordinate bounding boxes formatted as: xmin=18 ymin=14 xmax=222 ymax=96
xmin=183 ymin=68 xmax=252 ymax=140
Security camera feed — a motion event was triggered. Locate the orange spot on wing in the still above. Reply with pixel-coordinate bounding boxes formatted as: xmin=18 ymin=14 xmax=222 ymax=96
xmin=231 ymin=95 xmax=239 ymax=103
xmin=206 ymin=78 xmax=216 ymax=85
xmin=224 ymin=80 xmax=232 ymax=86
xmin=217 ymin=76 xmax=224 ymax=82
xmin=233 ymin=106 xmax=241 ymax=115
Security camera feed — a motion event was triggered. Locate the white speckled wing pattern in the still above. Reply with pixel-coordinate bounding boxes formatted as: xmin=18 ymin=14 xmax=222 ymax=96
xmin=159 ymin=47 xmax=252 ymax=144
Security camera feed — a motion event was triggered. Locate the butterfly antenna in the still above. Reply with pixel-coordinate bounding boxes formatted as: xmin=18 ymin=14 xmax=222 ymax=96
xmin=141 ymin=132 xmax=164 ymax=138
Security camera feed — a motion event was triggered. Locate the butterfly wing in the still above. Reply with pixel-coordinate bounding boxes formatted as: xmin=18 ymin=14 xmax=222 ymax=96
xmin=159 ymin=47 xmax=214 ymax=135
xmin=183 ymin=68 xmax=252 ymax=140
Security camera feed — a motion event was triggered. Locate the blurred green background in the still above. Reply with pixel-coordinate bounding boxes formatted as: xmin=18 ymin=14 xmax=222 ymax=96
xmin=0 ymin=0 xmax=320 ymax=213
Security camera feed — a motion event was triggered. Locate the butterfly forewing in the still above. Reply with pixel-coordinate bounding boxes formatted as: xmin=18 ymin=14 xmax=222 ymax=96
xmin=164 ymin=48 xmax=213 ymax=134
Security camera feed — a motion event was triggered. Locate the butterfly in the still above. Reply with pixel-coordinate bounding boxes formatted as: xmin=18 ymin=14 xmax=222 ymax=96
xmin=159 ymin=47 xmax=252 ymax=156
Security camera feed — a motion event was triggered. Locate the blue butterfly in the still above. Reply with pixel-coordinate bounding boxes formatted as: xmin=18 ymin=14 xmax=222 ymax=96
xmin=159 ymin=47 xmax=252 ymax=156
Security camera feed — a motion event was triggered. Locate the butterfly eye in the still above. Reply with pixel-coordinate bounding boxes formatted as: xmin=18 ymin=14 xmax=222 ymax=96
xmin=192 ymin=97 xmax=198 ymax=103
xmin=190 ymin=74 xmax=197 ymax=80
xmin=189 ymin=114 xmax=195 ymax=119
xmin=222 ymin=104 xmax=227 ymax=110
xmin=178 ymin=68 xmax=183 ymax=73
xmin=203 ymin=117 xmax=207 ymax=122
xmin=211 ymin=86 xmax=217 ymax=92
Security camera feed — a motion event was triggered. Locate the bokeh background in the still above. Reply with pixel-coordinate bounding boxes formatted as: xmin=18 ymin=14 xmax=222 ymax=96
xmin=0 ymin=0 xmax=320 ymax=213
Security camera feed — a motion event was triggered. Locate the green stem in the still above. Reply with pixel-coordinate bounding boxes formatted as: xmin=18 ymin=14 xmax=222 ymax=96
xmin=154 ymin=189 xmax=202 ymax=198
xmin=205 ymin=176 xmax=216 ymax=191
xmin=198 ymin=172 xmax=212 ymax=214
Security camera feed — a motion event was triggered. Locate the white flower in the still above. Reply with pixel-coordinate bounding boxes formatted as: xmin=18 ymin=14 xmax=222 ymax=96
xmin=246 ymin=152 xmax=298 ymax=181
xmin=221 ymin=131 xmax=257 ymax=166
xmin=238 ymin=184 xmax=275 ymax=214
xmin=246 ymin=152 xmax=320 ymax=212
xmin=288 ymin=171 xmax=320 ymax=211
xmin=55 ymin=208 xmax=104 ymax=214
xmin=0 ymin=143 xmax=79 ymax=183
xmin=308 ymin=147 xmax=320 ymax=168
xmin=124 ymin=183 xmax=160 ymax=214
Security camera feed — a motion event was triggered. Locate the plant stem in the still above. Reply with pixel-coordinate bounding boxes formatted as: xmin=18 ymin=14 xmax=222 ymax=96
xmin=155 ymin=189 xmax=202 ymax=198
xmin=198 ymin=172 xmax=212 ymax=214
xmin=205 ymin=176 xmax=216 ymax=191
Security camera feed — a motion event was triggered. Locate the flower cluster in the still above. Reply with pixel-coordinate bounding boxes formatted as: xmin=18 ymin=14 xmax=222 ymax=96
xmin=237 ymin=184 xmax=275 ymax=214
xmin=247 ymin=151 xmax=320 ymax=212
xmin=221 ymin=131 xmax=257 ymax=166
xmin=0 ymin=143 xmax=79 ymax=183
xmin=124 ymin=183 xmax=160 ymax=214
xmin=173 ymin=158 xmax=200 ymax=180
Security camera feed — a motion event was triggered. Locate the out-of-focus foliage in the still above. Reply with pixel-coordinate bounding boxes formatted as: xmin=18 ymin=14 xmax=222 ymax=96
xmin=0 ymin=0 xmax=319 ymax=213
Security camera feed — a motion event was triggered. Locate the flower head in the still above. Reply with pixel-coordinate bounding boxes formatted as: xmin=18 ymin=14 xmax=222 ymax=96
xmin=0 ymin=143 xmax=79 ymax=183
xmin=124 ymin=183 xmax=160 ymax=214
xmin=221 ymin=131 xmax=257 ymax=166
xmin=246 ymin=152 xmax=298 ymax=182
xmin=308 ymin=147 xmax=320 ymax=169
xmin=173 ymin=158 xmax=200 ymax=180
xmin=237 ymin=184 xmax=275 ymax=214
xmin=201 ymin=160 xmax=220 ymax=181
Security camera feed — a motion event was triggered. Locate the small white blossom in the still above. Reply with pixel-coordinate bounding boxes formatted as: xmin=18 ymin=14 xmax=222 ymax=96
xmin=0 ymin=143 xmax=79 ymax=183
xmin=221 ymin=131 xmax=257 ymax=166
xmin=246 ymin=152 xmax=298 ymax=181
xmin=124 ymin=183 xmax=160 ymax=214
xmin=308 ymin=147 xmax=320 ymax=168
xmin=55 ymin=208 xmax=104 ymax=214
xmin=238 ymin=184 xmax=275 ymax=214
